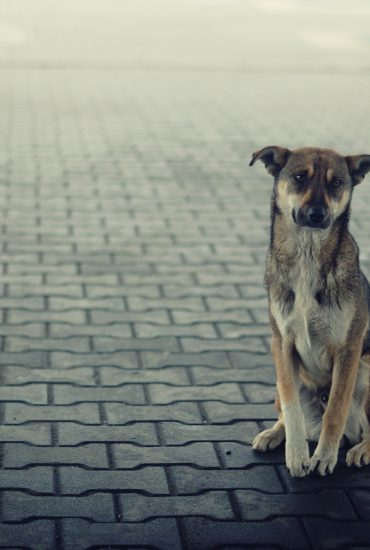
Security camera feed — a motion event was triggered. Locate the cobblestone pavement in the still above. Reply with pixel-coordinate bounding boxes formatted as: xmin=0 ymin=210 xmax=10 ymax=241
xmin=1 ymin=1 xmax=370 ymax=549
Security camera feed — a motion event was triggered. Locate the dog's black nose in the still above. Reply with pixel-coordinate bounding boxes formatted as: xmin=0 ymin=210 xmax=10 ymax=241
xmin=307 ymin=207 xmax=326 ymax=225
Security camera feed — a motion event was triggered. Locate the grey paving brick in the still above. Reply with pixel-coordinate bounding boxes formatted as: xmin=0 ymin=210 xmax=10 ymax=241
xmin=217 ymin=442 xmax=284 ymax=467
xmin=53 ymin=384 xmax=145 ymax=404
xmin=8 ymin=309 xmax=87 ymax=324
xmin=172 ymin=309 xmax=253 ymax=324
xmin=348 ymin=490 xmax=370 ymax=520
xmin=0 ymin=384 xmax=47 ymax=404
xmin=0 ymin=424 xmax=51 ymax=444
xmin=235 ymin=489 xmax=356 ymax=520
xmin=47 ymin=274 xmax=119 ymax=285
xmin=0 ymin=467 xmax=54 ymax=493
xmin=277 ymin=464 xmax=370 ymax=491
xmin=2 ymin=365 xmax=95 ymax=384
xmin=100 ymin=365 xmax=190 ymax=385
xmin=128 ymin=296 xmax=205 ymax=311
xmin=169 ymin=465 xmax=283 ymax=493
xmin=120 ymin=491 xmax=234 ymax=521
xmin=1 ymin=492 xmax=115 ymax=522
xmin=304 ymin=519 xmax=370 ymax=549
xmin=8 ymin=284 xmax=84 ymax=297
xmin=87 ymin=284 xmax=160 ymax=298
xmin=163 ymin=285 xmax=239 ymax=298
xmin=218 ymin=323 xmax=271 ymax=338
xmin=134 ymin=323 xmax=217 ymax=338
xmin=149 ymin=383 xmax=245 ymax=404
xmin=0 ymin=323 xmax=45 ymax=337
xmin=93 ymin=336 xmax=180 ymax=352
xmin=5 ymin=336 xmax=90 ymax=352
xmin=49 ymin=322 xmax=132 ymax=338
xmin=182 ymin=517 xmax=309 ymax=549
xmin=49 ymin=296 xmax=125 ymax=310
xmin=160 ymin=421 xmax=258 ymax=445
xmin=5 ymin=403 xmax=100 ymax=424
xmin=141 ymin=350 xmax=231 ymax=369
xmin=3 ymin=443 xmax=109 ymax=468
xmin=181 ymin=337 xmax=266 ymax=353
xmin=228 ymin=351 xmax=274 ymax=369
xmin=60 ymin=466 xmax=169 ymax=494
xmin=61 ymin=518 xmax=182 ymax=550
xmin=191 ymin=366 xmax=274 ymax=384
xmin=50 ymin=351 xmax=138 ymax=368
xmin=0 ymin=521 xmax=55 ymax=550
xmin=204 ymin=402 xmax=276 ymax=422
xmin=90 ymin=309 xmax=170 ymax=324
xmin=113 ymin=442 xmax=219 ymax=468
xmin=58 ymin=423 xmax=159 ymax=445
xmin=243 ymin=383 xmax=276 ymax=403
xmin=105 ymin=402 xmax=202 ymax=424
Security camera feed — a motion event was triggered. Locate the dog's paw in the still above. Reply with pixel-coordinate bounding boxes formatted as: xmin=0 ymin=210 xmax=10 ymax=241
xmin=285 ymin=439 xmax=310 ymax=477
xmin=346 ymin=440 xmax=370 ymax=468
xmin=252 ymin=427 xmax=285 ymax=452
xmin=307 ymin=448 xmax=338 ymax=476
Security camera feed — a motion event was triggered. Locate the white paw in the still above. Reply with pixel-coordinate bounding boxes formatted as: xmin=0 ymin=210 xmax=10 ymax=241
xmin=252 ymin=427 xmax=285 ymax=452
xmin=307 ymin=446 xmax=338 ymax=476
xmin=285 ymin=438 xmax=310 ymax=477
xmin=346 ymin=440 xmax=370 ymax=468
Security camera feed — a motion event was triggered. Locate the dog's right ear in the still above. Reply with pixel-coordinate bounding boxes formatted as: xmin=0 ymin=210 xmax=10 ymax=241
xmin=249 ymin=146 xmax=290 ymax=178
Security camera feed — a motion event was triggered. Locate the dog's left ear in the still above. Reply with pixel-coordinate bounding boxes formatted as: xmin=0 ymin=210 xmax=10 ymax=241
xmin=345 ymin=154 xmax=370 ymax=186
xmin=249 ymin=146 xmax=290 ymax=178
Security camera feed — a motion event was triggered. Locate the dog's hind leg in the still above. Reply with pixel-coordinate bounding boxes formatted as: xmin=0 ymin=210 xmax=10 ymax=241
xmin=253 ymin=392 xmax=285 ymax=451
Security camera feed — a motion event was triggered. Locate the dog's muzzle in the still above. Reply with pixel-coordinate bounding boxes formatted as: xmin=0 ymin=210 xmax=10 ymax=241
xmin=293 ymin=206 xmax=330 ymax=229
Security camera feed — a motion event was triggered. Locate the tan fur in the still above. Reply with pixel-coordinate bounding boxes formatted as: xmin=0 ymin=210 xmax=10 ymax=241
xmin=250 ymin=146 xmax=370 ymax=477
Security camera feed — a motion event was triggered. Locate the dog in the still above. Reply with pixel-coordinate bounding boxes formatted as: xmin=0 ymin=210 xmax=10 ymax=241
xmin=249 ymin=146 xmax=370 ymax=477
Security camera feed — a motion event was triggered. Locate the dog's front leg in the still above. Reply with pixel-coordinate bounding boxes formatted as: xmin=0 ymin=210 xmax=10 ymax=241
xmin=272 ymin=333 xmax=309 ymax=477
xmin=308 ymin=344 xmax=362 ymax=476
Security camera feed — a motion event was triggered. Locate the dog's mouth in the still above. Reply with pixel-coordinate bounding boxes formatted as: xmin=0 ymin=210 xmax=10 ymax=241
xmin=292 ymin=208 xmax=330 ymax=230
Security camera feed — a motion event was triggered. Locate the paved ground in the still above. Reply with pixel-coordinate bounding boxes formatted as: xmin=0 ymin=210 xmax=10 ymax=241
xmin=1 ymin=1 xmax=370 ymax=549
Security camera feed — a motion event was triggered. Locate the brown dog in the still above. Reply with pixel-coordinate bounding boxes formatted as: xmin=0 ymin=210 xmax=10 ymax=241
xmin=250 ymin=146 xmax=370 ymax=477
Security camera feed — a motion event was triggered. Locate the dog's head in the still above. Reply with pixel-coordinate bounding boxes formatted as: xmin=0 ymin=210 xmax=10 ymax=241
xmin=250 ymin=146 xmax=370 ymax=230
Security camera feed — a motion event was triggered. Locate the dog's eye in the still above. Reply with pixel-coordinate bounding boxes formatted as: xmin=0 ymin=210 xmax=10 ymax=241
xmin=333 ymin=178 xmax=343 ymax=188
xmin=294 ymin=173 xmax=306 ymax=182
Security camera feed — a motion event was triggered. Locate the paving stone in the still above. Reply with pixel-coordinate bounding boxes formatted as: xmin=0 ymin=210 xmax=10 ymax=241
xmin=8 ymin=310 xmax=87 ymax=323
xmin=58 ymin=423 xmax=159 ymax=445
xmin=5 ymin=336 xmax=90 ymax=352
xmin=203 ymin=402 xmax=276 ymax=422
xmin=141 ymin=350 xmax=231 ymax=369
xmin=2 ymin=366 xmax=96 ymax=384
xmin=3 ymin=443 xmax=109 ymax=468
xmin=163 ymin=285 xmax=239 ymax=298
xmin=4 ymin=403 xmax=100 ymax=424
xmin=235 ymin=489 xmax=356 ymax=520
xmin=349 ymin=490 xmax=370 ymax=520
xmin=0 ymin=323 xmax=45 ymax=337
xmin=216 ymin=442 xmax=284 ymax=468
xmin=0 ymin=424 xmax=51 ymax=444
xmin=277 ymin=464 xmax=370 ymax=491
xmin=60 ymin=466 xmax=169 ymax=494
xmin=49 ymin=296 xmax=125 ymax=310
xmin=100 ymin=366 xmax=190 ymax=385
xmin=169 ymin=465 xmax=283 ymax=493
xmin=303 ymin=519 xmax=370 ymax=549
xmin=61 ymin=518 xmax=182 ymax=550
xmin=112 ymin=442 xmax=219 ymax=468
xmin=172 ymin=310 xmax=253 ymax=324
xmin=0 ymin=467 xmax=54 ymax=493
xmin=0 ymin=384 xmax=47 ymax=404
xmin=182 ymin=517 xmax=309 ymax=549
xmin=49 ymin=322 xmax=132 ymax=338
xmin=228 ymin=351 xmax=274 ymax=369
xmin=149 ymin=382 xmax=245 ymax=404
xmin=0 ymin=521 xmax=55 ymax=550
xmin=53 ymin=384 xmax=145 ymax=404
xmin=128 ymin=296 xmax=205 ymax=311
xmin=90 ymin=309 xmax=170 ymax=324
xmin=181 ymin=337 xmax=266 ymax=353
xmin=0 ymin=351 xmax=48 ymax=367
xmin=1 ymin=492 xmax=115 ymax=522
xmin=134 ymin=323 xmax=217 ymax=338
xmin=106 ymin=402 xmax=202 ymax=424
xmin=191 ymin=366 xmax=274 ymax=384
xmin=50 ymin=351 xmax=138 ymax=368
xmin=93 ymin=336 xmax=179 ymax=352
xmin=120 ymin=491 xmax=234 ymax=521
xmin=87 ymin=285 xmax=160 ymax=298
xmin=160 ymin=421 xmax=258 ymax=445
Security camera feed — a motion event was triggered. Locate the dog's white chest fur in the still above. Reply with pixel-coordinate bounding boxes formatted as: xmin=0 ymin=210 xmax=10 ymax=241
xmin=271 ymin=234 xmax=351 ymax=385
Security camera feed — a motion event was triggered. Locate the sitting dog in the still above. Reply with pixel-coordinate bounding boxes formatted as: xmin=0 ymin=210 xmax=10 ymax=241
xmin=249 ymin=146 xmax=370 ymax=477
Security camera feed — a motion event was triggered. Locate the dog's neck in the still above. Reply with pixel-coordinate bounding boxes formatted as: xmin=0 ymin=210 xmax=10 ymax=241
xmin=269 ymin=201 xmax=351 ymax=267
